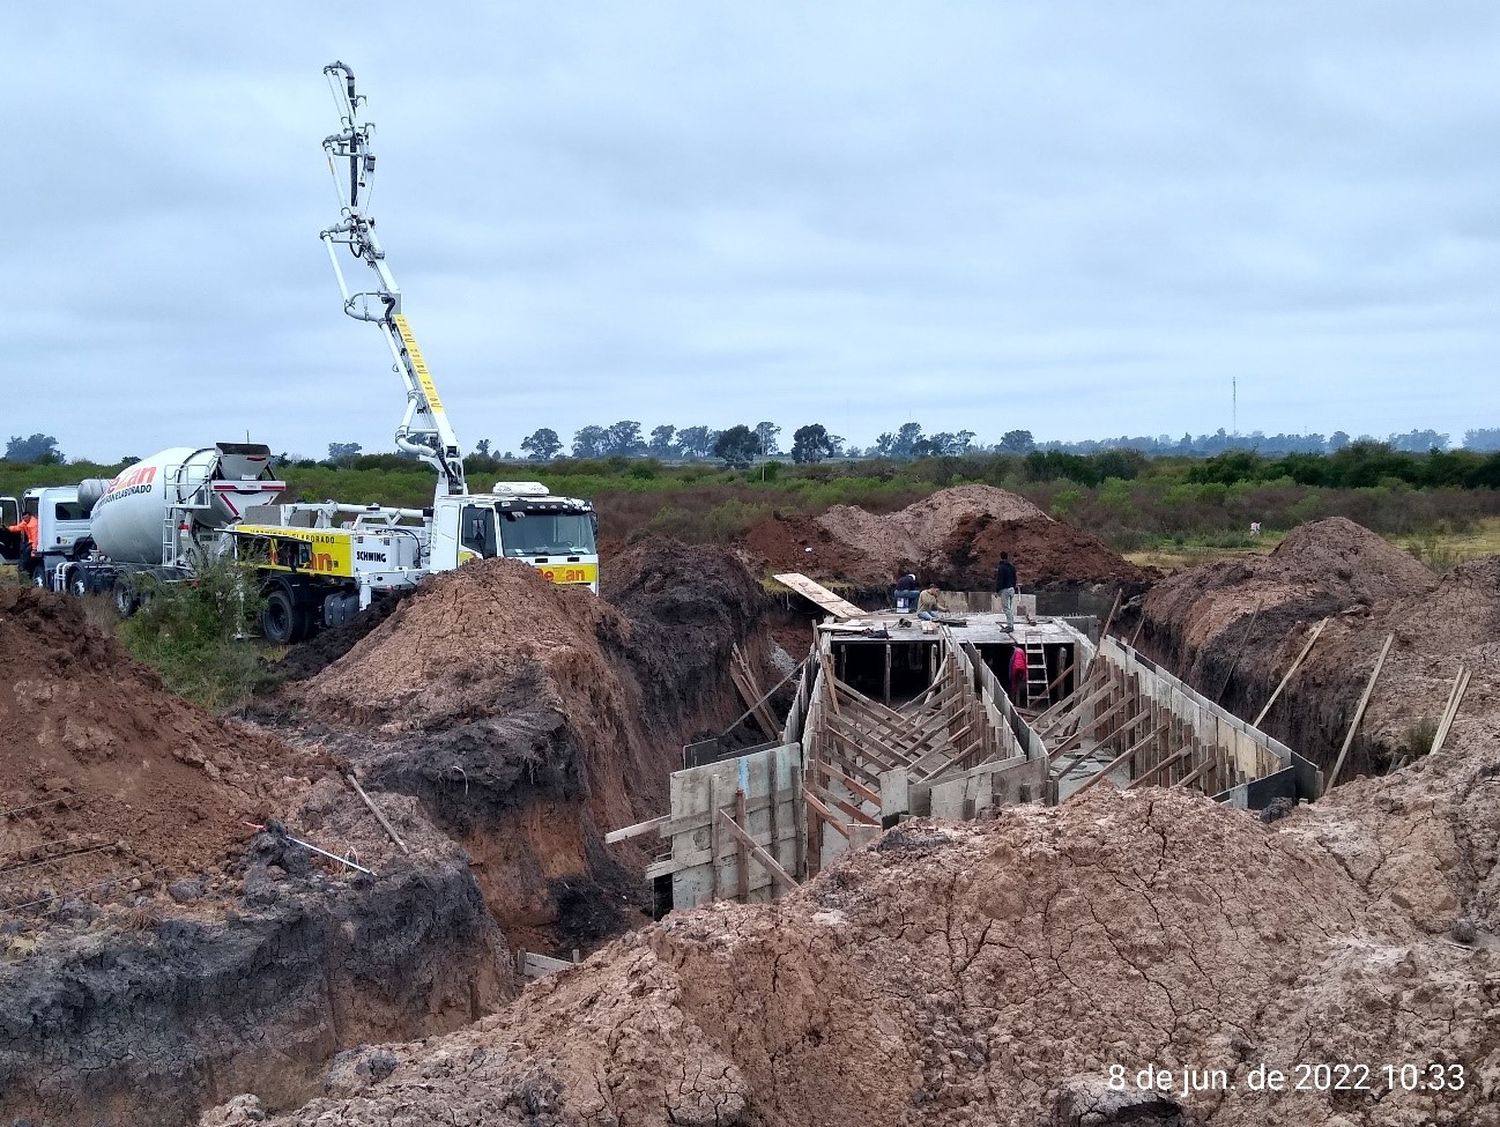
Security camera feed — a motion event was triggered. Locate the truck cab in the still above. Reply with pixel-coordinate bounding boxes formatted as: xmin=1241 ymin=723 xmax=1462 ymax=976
xmin=10 ymin=487 xmax=93 ymax=586
xmin=430 ymin=482 xmax=599 ymax=591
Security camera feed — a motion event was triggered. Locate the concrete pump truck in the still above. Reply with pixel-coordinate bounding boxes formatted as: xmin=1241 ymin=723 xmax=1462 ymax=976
xmin=27 ymin=63 xmax=598 ymax=645
xmin=221 ymin=62 xmax=600 ymax=641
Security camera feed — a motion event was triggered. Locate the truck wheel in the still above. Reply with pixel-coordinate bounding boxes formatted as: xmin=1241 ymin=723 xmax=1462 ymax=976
xmin=68 ymin=567 xmax=90 ymax=598
xmin=262 ymin=588 xmax=299 ymax=645
xmin=113 ymin=578 xmax=138 ymax=617
xmin=31 ymin=566 xmax=47 ymax=590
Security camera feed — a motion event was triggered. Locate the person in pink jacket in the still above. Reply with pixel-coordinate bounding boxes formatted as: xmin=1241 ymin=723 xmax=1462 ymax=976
xmin=1009 ymin=646 xmax=1028 ymax=705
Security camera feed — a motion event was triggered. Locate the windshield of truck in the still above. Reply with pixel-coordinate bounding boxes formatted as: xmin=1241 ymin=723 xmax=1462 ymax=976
xmin=460 ymin=505 xmax=498 ymax=558
xmin=499 ymin=512 xmax=596 ymax=558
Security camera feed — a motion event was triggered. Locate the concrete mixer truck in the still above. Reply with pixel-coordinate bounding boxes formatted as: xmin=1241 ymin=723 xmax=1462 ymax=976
xmin=25 ymin=63 xmax=599 ymax=645
xmin=52 ymin=443 xmax=290 ymax=609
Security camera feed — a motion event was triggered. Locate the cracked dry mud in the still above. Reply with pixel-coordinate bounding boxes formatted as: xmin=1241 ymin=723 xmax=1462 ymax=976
xmin=208 ymin=786 xmax=1500 ymax=1127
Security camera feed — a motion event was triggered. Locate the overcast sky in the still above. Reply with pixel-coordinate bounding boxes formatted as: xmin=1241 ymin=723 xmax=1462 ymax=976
xmin=4 ymin=3 xmax=1497 ymax=460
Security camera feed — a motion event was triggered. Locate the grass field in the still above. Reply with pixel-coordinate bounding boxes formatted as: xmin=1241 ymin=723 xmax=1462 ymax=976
xmin=1124 ymin=539 xmax=1281 ymax=571
xmin=1394 ymin=517 xmax=1500 ymax=572
xmin=1125 ymin=517 xmax=1500 ymax=573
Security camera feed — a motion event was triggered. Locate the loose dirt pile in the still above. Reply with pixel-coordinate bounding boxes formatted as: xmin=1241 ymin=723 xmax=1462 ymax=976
xmin=816 ymin=484 xmax=1047 ymax=579
xmin=1139 ymin=521 xmax=1500 ymax=940
xmin=741 ymin=485 xmax=1149 ymax=590
xmin=739 ymin=510 xmax=871 ymax=578
xmin=1273 ymin=556 xmax=1500 ymax=937
xmin=601 ymin=537 xmax=768 ymax=741
xmin=1146 ymin=517 xmax=1435 ymax=666
xmin=271 ymin=589 xmax=413 ymax=682
xmin=1140 ymin=517 xmax=1444 ymax=772
xmin=0 ymin=585 xmax=314 ymax=906
xmin=287 ymin=542 xmax=769 ymax=951
xmin=933 ymin=512 xmax=1155 ymax=588
xmin=210 ymin=787 xmax=1500 ymax=1126
xmin=818 ymin=484 xmax=1048 ymax=572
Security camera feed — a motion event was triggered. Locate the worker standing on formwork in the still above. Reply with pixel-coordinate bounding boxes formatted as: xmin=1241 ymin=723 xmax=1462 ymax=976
xmin=995 ymin=551 xmax=1018 ymax=633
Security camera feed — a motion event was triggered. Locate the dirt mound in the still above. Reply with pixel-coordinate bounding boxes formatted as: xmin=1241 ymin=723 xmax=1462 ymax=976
xmin=738 ymin=510 xmax=874 ymax=577
xmin=298 ymin=558 xmax=626 ymax=734
xmin=216 ymin=787 xmax=1498 ymax=1126
xmin=290 ymin=548 xmax=770 ymax=952
xmin=1139 ymin=523 xmax=1500 ymax=938
xmin=815 ymin=484 xmax=1048 ymax=579
xmin=933 ymin=512 xmax=1156 ymax=588
xmin=1272 ymin=556 xmax=1500 ymax=936
xmin=272 ymin=589 xmax=413 ymax=682
xmin=1147 ymin=517 xmax=1434 ymax=661
xmin=779 ymin=485 xmax=1143 ymax=591
xmin=1140 ymin=517 xmax=1440 ymax=753
xmin=0 ymin=586 xmax=313 ymax=909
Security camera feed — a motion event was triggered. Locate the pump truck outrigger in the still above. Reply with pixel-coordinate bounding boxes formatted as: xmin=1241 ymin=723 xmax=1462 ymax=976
xmin=26 ymin=63 xmax=598 ymax=645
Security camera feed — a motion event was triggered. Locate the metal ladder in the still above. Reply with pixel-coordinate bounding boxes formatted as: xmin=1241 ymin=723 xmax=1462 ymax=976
xmin=1024 ymin=640 xmax=1051 ymax=706
xmin=159 ymin=464 xmax=214 ymax=567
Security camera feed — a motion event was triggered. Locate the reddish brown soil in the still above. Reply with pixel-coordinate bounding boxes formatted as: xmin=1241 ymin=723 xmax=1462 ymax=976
xmin=286 ymin=542 xmax=770 ymax=952
xmin=1139 ymin=517 xmax=1442 ymax=773
xmin=739 ymin=485 xmax=1148 ymax=591
xmin=738 ymin=510 xmax=873 ymax=577
xmin=0 ymin=586 xmax=316 ymax=909
xmin=1277 ymin=556 xmax=1500 ymax=936
xmin=1139 ymin=519 xmax=1500 ymax=941
xmin=215 ymin=786 xmax=1500 ymax=1127
xmin=932 ymin=512 xmax=1156 ymax=588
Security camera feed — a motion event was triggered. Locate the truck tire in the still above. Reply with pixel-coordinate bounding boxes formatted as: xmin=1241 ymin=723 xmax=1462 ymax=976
xmin=31 ymin=566 xmax=47 ymax=590
xmin=261 ymin=587 xmax=309 ymax=645
xmin=113 ymin=577 xmax=138 ymax=617
xmin=68 ymin=566 xmax=90 ymax=598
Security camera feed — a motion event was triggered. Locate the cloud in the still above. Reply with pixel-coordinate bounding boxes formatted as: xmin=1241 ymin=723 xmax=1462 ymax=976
xmin=2 ymin=1 xmax=1497 ymax=461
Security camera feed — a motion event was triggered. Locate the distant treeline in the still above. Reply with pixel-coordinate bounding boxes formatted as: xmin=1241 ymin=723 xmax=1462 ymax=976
xmin=300 ymin=442 xmax=1500 ymax=493
xmin=8 ymin=441 xmax=1500 ymax=558
xmin=7 ymin=424 xmax=1500 ymax=470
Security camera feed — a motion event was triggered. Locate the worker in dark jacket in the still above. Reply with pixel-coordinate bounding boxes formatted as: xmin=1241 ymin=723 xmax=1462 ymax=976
xmin=6 ymin=512 xmax=38 ymax=577
xmin=893 ymin=573 xmax=919 ymax=613
xmin=995 ymin=552 xmax=1018 ymax=631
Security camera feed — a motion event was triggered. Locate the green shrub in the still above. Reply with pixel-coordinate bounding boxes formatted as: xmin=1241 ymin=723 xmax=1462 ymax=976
xmin=119 ymin=556 xmax=271 ymax=711
xmin=1050 ymin=487 xmax=1084 ymax=517
xmin=1397 ymin=716 xmax=1440 ymax=764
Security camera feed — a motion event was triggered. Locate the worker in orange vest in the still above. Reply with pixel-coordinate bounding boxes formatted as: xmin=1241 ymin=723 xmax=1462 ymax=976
xmin=6 ymin=511 xmax=39 ymax=576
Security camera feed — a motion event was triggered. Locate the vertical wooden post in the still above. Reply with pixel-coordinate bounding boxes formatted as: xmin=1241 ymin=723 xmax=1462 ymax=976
xmin=709 ymin=775 xmax=722 ymax=902
xmin=768 ymin=760 xmax=781 ymax=874
xmin=793 ymin=759 xmax=807 ymax=880
xmin=734 ymin=789 xmax=749 ymax=902
xmin=1156 ymin=706 xmax=1171 ymax=780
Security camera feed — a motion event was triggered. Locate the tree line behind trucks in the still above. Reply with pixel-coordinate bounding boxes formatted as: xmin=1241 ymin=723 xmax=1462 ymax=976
xmin=2 ymin=62 xmax=600 ymax=643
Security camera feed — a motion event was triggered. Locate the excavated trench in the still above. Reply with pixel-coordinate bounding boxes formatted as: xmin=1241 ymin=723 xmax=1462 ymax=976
xmin=6 ymin=504 xmax=1483 ymax=1127
xmin=0 ymin=538 xmax=780 ymax=1126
